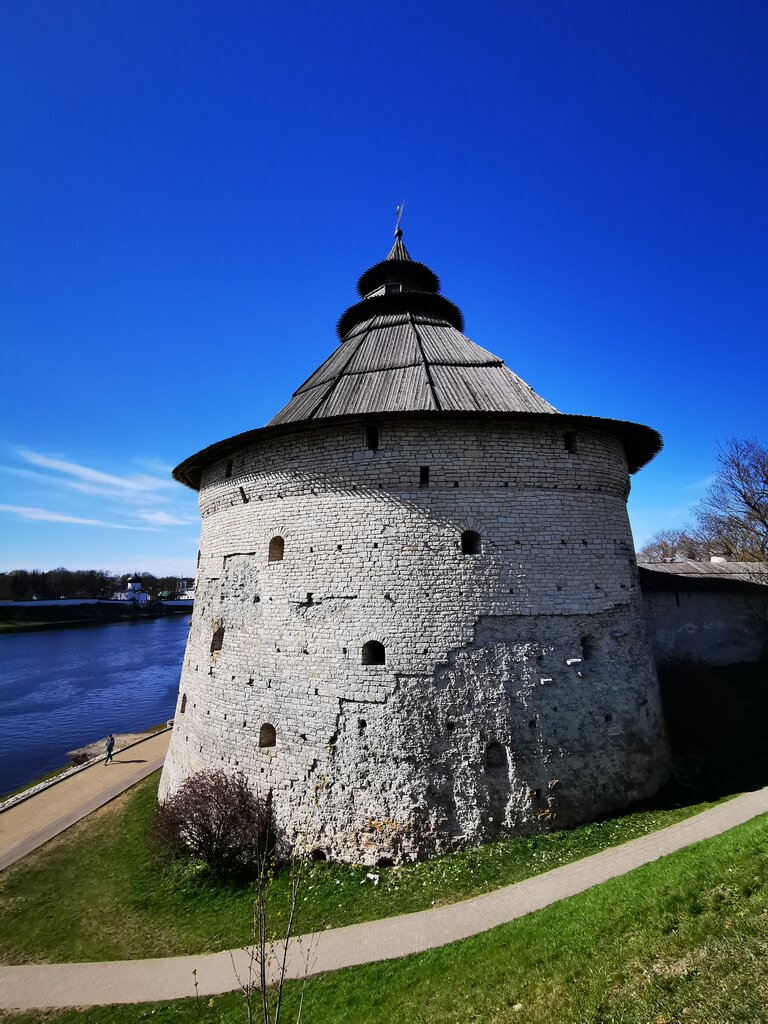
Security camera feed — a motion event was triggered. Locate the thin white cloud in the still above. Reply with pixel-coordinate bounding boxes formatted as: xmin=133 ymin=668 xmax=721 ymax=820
xmin=132 ymin=456 xmax=174 ymax=476
xmin=0 ymin=465 xmax=52 ymax=484
xmin=0 ymin=504 xmax=157 ymax=530
xmin=17 ymin=448 xmax=174 ymax=495
xmin=681 ymin=475 xmax=715 ymax=493
xmin=134 ymin=510 xmax=197 ymax=526
xmin=1 ymin=462 xmax=168 ymax=505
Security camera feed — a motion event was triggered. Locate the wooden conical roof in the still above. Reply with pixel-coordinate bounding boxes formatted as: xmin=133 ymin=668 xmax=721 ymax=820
xmin=269 ymin=232 xmax=557 ymax=425
xmin=172 ymin=231 xmax=663 ymax=489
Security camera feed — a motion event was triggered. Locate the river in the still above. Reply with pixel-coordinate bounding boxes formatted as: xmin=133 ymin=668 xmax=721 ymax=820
xmin=0 ymin=616 xmax=189 ymax=795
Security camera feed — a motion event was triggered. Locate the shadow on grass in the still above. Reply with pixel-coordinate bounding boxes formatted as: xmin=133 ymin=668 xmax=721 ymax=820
xmin=658 ymin=659 xmax=768 ymax=803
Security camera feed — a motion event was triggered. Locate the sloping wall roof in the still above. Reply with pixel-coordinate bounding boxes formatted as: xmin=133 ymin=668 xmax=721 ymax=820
xmin=638 ymin=561 xmax=768 ymax=593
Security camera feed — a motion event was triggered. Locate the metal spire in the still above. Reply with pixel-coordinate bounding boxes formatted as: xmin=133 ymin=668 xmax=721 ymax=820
xmin=395 ymin=202 xmax=404 ymax=239
xmin=386 ymin=203 xmax=411 ymax=261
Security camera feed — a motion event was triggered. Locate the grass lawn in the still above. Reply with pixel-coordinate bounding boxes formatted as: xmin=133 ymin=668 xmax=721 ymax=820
xmin=5 ymin=810 xmax=768 ymax=1024
xmin=0 ymin=769 xmax=728 ymax=965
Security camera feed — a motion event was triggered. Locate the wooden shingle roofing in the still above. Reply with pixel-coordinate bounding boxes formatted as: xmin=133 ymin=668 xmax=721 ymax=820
xmin=269 ymin=312 xmax=557 ymax=425
xmin=172 ymin=232 xmax=663 ymax=489
xmin=270 ymin=234 xmax=558 ymax=424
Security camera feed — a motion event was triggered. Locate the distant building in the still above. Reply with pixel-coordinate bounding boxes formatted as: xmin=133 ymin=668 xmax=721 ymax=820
xmin=113 ymin=573 xmax=150 ymax=605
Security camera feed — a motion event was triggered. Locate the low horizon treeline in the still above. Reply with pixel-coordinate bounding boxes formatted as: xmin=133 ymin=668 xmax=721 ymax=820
xmin=0 ymin=569 xmax=190 ymax=602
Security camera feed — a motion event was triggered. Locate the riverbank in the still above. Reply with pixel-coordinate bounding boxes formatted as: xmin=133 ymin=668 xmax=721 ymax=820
xmin=1 ymin=723 xmax=172 ymax=802
xmin=0 ymin=601 xmax=191 ymax=633
xmin=0 ymin=615 xmax=187 ymax=795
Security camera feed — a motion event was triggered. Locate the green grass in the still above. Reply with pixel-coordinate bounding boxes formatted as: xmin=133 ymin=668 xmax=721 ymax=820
xmin=0 ymin=770 xmax=727 ymax=965
xmin=6 ymin=811 xmax=768 ymax=1024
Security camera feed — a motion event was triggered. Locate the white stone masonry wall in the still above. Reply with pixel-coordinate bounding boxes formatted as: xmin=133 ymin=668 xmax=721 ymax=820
xmin=160 ymin=417 xmax=669 ymax=863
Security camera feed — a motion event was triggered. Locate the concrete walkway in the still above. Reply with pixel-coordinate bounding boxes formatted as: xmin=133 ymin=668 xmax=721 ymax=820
xmin=0 ymin=731 xmax=170 ymax=872
xmin=1 ymin=784 xmax=767 ymax=1011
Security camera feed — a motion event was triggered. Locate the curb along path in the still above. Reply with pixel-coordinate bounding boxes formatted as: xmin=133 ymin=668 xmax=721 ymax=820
xmin=1 ymin=785 xmax=767 ymax=1011
xmin=0 ymin=731 xmax=170 ymax=872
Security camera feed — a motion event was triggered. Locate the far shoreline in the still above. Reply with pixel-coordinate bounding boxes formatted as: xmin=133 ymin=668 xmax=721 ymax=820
xmin=0 ymin=611 xmax=191 ymax=634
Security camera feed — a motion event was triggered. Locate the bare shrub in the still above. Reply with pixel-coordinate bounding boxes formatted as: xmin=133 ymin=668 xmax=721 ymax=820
xmin=151 ymin=770 xmax=271 ymax=877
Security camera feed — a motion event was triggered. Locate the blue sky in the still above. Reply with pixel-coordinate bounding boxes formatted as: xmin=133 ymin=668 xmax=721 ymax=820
xmin=1 ymin=1 xmax=766 ymax=576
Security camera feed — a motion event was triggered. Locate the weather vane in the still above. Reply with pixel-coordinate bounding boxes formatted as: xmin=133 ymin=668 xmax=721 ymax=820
xmin=395 ymin=201 xmax=405 ymax=237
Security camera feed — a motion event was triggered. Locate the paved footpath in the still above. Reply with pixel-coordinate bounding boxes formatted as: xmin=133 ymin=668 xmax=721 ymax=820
xmin=0 ymin=730 xmax=170 ymax=872
xmin=1 ymin=784 xmax=767 ymax=1011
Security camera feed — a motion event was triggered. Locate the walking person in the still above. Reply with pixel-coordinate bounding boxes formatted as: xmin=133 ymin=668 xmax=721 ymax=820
xmin=104 ymin=734 xmax=115 ymax=765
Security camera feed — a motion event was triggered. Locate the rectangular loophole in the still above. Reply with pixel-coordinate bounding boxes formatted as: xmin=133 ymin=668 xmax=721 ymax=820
xmin=366 ymin=425 xmax=379 ymax=451
xmin=564 ymin=432 xmax=578 ymax=454
xmin=239 ymin=486 xmax=249 ymax=503
xmin=225 ymin=458 xmax=233 ymax=478
xmin=419 ymin=466 xmax=430 ymax=487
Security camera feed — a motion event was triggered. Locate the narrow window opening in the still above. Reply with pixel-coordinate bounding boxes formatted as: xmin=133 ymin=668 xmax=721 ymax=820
xmin=366 ymin=425 xmax=380 ymax=451
xmin=180 ymin=693 xmax=187 ymax=714
xmin=580 ymin=635 xmax=595 ymax=661
xmin=564 ymin=432 xmax=578 ymax=454
xmin=268 ymin=536 xmax=284 ymax=562
xmin=419 ymin=466 xmax=430 ymax=487
xmin=225 ymin=458 xmax=233 ymax=478
xmin=210 ymin=625 xmax=225 ymax=653
xmin=259 ymin=723 xmax=276 ymax=748
xmin=196 ymin=550 xmax=201 ymax=567
xmin=461 ymin=530 xmax=482 ymax=555
xmin=485 ymin=741 xmax=507 ymax=772
xmin=239 ymin=486 xmax=249 ymax=504
xmin=361 ymin=640 xmax=385 ymax=665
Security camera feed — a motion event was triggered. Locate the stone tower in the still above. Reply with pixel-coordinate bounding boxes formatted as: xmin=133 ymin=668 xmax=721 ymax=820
xmin=160 ymin=228 xmax=669 ymax=864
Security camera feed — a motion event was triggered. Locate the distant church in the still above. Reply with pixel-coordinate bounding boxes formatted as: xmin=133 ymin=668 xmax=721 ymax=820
xmin=160 ymin=226 xmax=669 ymax=864
xmin=113 ymin=574 xmax=150 ymax=605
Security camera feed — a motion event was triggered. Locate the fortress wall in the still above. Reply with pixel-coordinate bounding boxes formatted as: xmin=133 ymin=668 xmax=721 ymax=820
xmin=160 ymin=417 xmax=668 ymax=862
xmin=643 ymin=587 xmax=768 ymax=665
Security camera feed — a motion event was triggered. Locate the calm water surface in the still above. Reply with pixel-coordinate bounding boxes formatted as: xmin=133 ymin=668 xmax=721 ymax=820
xmin=0 ymin=616 xmax=189 ymax=794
